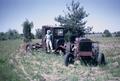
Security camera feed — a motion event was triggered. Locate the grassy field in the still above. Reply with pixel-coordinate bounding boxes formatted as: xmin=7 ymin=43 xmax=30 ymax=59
xmin=0 ymin=39 xmax=24 ymax=81
xmin=0 ymin=37 xmax=120 ymax=81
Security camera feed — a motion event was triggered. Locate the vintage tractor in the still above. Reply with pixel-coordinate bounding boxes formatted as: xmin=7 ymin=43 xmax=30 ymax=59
xmin=64 ymin=38 xmax=106 ymax=66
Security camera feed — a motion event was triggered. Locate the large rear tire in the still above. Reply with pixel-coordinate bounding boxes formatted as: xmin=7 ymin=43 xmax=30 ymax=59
xmin=97 ymin=53 xmax=106 ymax=65
xmin=64 ymin=53 xmax=74 ymax=66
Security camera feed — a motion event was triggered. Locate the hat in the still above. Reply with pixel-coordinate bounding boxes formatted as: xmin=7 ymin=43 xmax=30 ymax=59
xmin=47 ymin=30 xmax=51 ymax=34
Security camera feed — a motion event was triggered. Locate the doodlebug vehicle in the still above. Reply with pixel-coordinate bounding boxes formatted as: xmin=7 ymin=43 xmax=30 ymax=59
xmin=26 ymin=26 xmax=65 ymax=53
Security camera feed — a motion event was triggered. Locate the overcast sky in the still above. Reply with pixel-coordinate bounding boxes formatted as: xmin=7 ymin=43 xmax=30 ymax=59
xmin=0 ymin=0 xmax=120 ymax=33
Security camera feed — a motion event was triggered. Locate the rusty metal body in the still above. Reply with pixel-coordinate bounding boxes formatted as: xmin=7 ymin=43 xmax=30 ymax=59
xmin=74 ymin=38 xmax=99 ymax=58
xmin=64 ymin=38 xmax=103 ymax=66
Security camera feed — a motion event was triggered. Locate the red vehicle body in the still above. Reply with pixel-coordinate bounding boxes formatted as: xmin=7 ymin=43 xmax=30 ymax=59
xmin=64 ymin=38 xmax=106 ymax=66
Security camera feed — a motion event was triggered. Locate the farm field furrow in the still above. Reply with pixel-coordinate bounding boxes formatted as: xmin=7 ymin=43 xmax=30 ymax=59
xmin=0 ymin=37 xmax=120 ymax=81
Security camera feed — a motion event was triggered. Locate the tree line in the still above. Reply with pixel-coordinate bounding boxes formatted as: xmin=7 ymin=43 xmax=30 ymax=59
xmin=0 ymin=29 xmax=20 ymax=40
xmin=102 ymin=29 xmax=120 ymax=37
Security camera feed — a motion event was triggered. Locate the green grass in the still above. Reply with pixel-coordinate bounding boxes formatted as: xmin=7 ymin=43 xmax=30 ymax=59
xmin=0 ymin=37 xmax=120 ymax=81
xmin=89 ymin=37 xmax=120 ymax=78
xmin=0 ymin=39 xmax=25 ymax=81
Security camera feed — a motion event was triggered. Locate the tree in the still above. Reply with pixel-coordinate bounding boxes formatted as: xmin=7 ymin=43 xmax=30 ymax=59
xmin=103 ymin=29 xmax=112 ymax=37
xmin=0 ymin=29 xmax=20 ymax=41
xmin=6 ymin=29 xmax=19 ymax=39
xmin=31 ymin=33 xmax=35 ymax=39
xmin=64 ymin=31 xmax=72 ymax=42
xmin=36 ymin=28 xmax=42 ymax=39
xmin=0 ymin=32 xmax=7 ymax=40
xmin=55 ymin=0 xmax=88 ymax=38
xmin=114 ymin=31 xmax=120 ymax=37
xmin=22 ymin=19 xmax=33 ymax=42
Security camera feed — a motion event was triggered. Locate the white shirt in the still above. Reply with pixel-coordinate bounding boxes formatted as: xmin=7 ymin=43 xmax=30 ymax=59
xmin=45 ymin=34 xmax=52 ymax=41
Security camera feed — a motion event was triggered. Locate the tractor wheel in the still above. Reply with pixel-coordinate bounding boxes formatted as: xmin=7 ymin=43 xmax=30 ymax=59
xmin=97 ymin=53 xmax=106 ymax=65
xmin=64 ymin=53 xmax=74 ymax=66
xmin=26 ymin=44 xmax=32 ymax=52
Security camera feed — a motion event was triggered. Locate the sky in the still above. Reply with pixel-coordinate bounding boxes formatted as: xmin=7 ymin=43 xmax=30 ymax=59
xmin=0 ymin=0 xmax=120 ymax=34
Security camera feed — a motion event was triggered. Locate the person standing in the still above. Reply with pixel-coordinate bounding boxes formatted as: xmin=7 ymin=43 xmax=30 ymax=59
xmin=45 ymin=30 xmax=53 ymax=53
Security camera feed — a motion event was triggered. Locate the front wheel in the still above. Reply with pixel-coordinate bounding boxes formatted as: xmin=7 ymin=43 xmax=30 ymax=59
xmin=64 ymin=53 xmax=74 ymax=66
